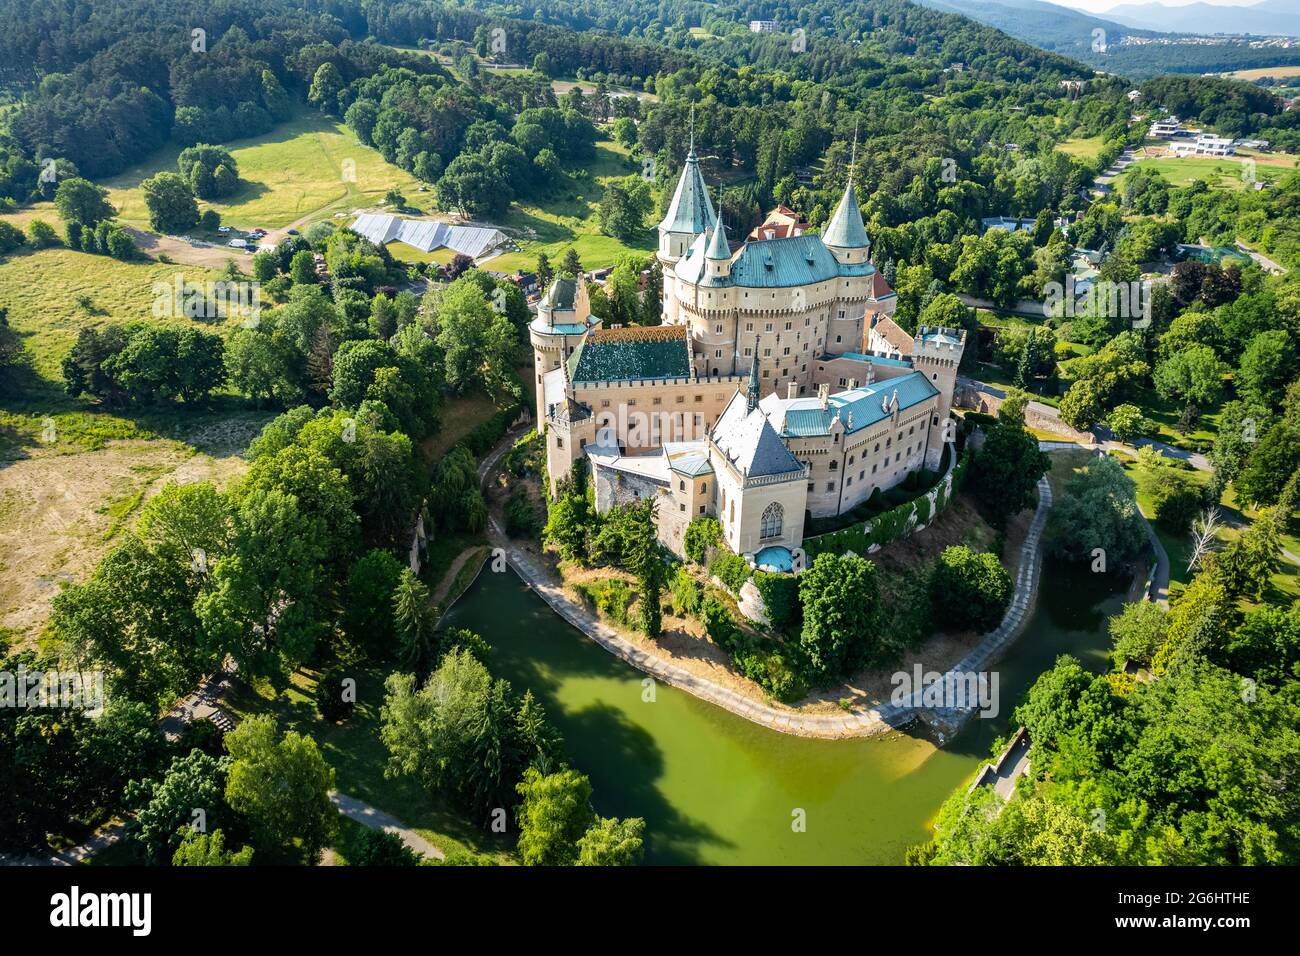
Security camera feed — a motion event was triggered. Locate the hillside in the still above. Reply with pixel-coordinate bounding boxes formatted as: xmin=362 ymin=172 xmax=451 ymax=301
xmin=918 ymin=0 xmax=1300 ymax=78
xmin=1105 ymin=0 xmax=1300 ymax=37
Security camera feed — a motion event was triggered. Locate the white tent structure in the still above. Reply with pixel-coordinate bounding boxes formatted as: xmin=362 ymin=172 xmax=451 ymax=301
xmin=349 ymin=213 xmax=513 ymax=261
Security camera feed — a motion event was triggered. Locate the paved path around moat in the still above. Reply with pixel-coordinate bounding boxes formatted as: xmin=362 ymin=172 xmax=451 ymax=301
xmin=479 ymin=428 xmax=1058 ymax=740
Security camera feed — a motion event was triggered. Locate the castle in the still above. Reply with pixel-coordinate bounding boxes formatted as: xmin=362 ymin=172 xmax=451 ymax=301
xmin=530 ymin=137 xmax=965 ymax=567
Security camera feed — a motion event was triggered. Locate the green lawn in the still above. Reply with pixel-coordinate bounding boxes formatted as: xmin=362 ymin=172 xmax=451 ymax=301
xmin=486 ymin=139 xmax=657 ymax=273
xmin=1117 ymin=452 xmax=1210 ymax=593
xmin=1056 ymin=135 xmax=1107 ymax=164
xmin=101 ymin=111 xmax=424 ymax=232
xmin=1117 ymin=156 xmax=1291 ymax=192
xmin=0 ymin=247 xmax=226 ymax=382
xmin=224 ymin=661 xmax=516 ymax=864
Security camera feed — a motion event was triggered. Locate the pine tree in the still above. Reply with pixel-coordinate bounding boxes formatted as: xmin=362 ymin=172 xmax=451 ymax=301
xmin=393 ymin=569 xmax=435 ymax=678
xmin=561 ymin=248 xmax=582 ymax=278
xmin=536 ymin=252 xmax=554 ymax=291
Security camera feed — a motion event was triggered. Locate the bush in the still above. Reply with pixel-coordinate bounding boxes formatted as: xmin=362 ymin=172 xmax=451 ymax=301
xmin=670 ymin=566 xmax=702 ymax=616
xmin=27 ymin=219 xmax=59 ymax=248
xmin=708 ymin=552 xmax=751 ymax=594
xmin=700 ymin=594 xmax=737 ymax=649
xmin=752 ymin=571 xmax=800 ymax=635
xmin=929 ymin=546 xmax=1012 ymax=634
xmin=579 ymin=578 xmax=632 ymax=628
xmin=504 ymin=487 xmax=542 ymax=538
xmin=683 ymin=516 xmax=722 ymax=564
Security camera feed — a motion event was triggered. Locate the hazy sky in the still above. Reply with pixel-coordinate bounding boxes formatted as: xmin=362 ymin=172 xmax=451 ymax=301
xmin=1054 ymin=0 xmax=1266 ymax=14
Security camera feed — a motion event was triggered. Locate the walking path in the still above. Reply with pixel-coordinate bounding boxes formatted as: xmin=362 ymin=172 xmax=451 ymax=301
xmin=480 ymin=431 xmax=1057 ymax=739
xmin=0 ymin=823 xmax=127 ymax=867
xmin=330 ymin=791 xmax=444 ymax=861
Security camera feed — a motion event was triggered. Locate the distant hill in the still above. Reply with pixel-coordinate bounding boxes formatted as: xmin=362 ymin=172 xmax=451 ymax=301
xmin=917 ymin=0 xmax=1300 ymax=78
xmin=1103 ymin=1 xmax=1300 ymax=38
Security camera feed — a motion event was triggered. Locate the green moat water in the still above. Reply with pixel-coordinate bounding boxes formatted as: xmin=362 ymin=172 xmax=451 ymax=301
xmin=443 ymin=558 xmax=1126 ymax=864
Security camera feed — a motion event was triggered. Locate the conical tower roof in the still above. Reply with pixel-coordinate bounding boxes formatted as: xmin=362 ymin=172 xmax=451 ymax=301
xmin=705 ymin=220 xmax=731 ymax=260
xmin=823 ymin=123 xmax=870 ymax=250
xmin=657 ymin=106 xmax=717 ymax=237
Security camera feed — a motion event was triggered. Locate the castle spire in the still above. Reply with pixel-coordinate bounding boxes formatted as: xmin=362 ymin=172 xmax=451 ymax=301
xmin=705 ymin=218 xmax=730 ymax=260
xmin=823 ymin=120 xmax=869 ymax=250
xmin=747 ymin=353 xmax=760 ymax=412
xmin=656 ymin=105 xmax=717 ymax=239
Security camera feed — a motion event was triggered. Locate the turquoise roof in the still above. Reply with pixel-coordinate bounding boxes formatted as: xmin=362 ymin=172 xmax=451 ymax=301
xmin=663 ymin=441 xmax=713 ymax=477
xmin=658 ymin=149 xmax=717 ymax=236
xmin=530 ymin=317 xmax=589 ymax=336
xmin=769 ymin=371 xmax=939 ymax=438
xmin=822 ymin=182 xmax=869 ymax=249
xmin=706 ymin=220 xmax=731 ymax=260
xmin=835 ymin=351 xmax=913 ymax=369
xmin=728 ymin=234 xmax=871 ymax=288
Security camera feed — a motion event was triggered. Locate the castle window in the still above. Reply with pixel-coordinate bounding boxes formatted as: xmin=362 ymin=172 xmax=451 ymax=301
xmin=556 ymin=437 xmax=563 ymax=448
xmin=826 ymin=482 xmax=835 ymax=491
xmin=838 ymin=309 xmax=846 ymax=319
xmin=602 ymin=400 xmax=610 ymax=408
xmin=765 ymin=323 xmax=773 ymax=332
xmin=783 ymin=347 xmax=790 ymax=356
xmin=702 ymin=482 xmax=708 ymax=493
xmin=829 ymin=461 xmax=838 ymax=471
xmin=872 ymin=464 xmax=878 ymax=474
xmin=715 ymin=324 xmax=723 ymax=333
xmin=680 ymin=503 xmax=685 ymax=512
xmin=835 ymin=335 xmax=842 ymax=343
xmin=808 ymin=483 xmax=814 ymax=492
xmin=715 ymin=349 xmax=723 ymax=358
xmin=763 ymin=348 xmax=771 ymax=357
xmin=654 ymin=397 xmax=662 ymax=406
xmin=874 ymin=443 xmax=880 ymax=452
xmin=745 ymin=323 xmax=753 ymax=332
xmin=744 ymin=347 xmax=753 ymax=357
xmin=847 ymin=477 xmax=852 ymax=486
xmin=700 ymin=505 xmax=706 ymax=514
xmin=679 ymin=480 xmax=685 ymax=491
xmin=760 ymin=502 xmax=784 ymax=539
xmin=676 ymin=395 xmax=685 ymax=403
xmin=849 ymin=455 xmax=855 ymax=464
xmin=784 ymin=321 xmax=792 ymax=331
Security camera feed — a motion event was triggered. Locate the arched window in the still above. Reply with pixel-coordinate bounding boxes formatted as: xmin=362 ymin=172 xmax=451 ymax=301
xmin=760 ymin=502 xmax=784 ymax=540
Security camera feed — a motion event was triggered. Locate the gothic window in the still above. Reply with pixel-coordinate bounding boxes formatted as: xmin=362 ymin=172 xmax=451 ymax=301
xmin=760 ymin=502 xmax=784 ymax=539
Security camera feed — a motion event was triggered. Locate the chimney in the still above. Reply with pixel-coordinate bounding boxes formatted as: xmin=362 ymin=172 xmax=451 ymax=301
xmin=786 ymin=381 xmax=798 ymax=400
xmin=818 ymin=383 xmax=829 ymax=409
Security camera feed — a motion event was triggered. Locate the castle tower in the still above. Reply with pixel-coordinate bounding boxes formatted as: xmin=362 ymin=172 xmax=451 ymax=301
xmin=529 ymin=276 xmax=599 ymax=430
xmin=822 ymin=126 xmax=872 ymax=358
xmin=911 ymin=325 xmax=967 ymax=470
xmin=656 ymin=105 xmax=717 ymax=267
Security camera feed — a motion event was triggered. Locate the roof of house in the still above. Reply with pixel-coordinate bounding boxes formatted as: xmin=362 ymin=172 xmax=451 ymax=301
xmin=663 ymin=440 xmax=713 ymax=477
xmin=543 ymin=276 xmax=579 ymax=311
xmin=870 ymin=314 xmax=913 ymax=354
xmin=759 ymin=371 xmax=938 ymax=438
xmin=567 ymin=324 xmax=692 ymax=383
xmin=658 ymin=147 xmax=717 ymax=236
xmin=350 ymin=214 xmax=510 ymax=259
xmin=710 ymin=390 xmax=806 ymax=479
xmin=870 ymin=271 xmax=897 ymax=300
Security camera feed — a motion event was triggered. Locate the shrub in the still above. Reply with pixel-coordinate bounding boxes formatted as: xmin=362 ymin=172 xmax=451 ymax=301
xmin=752 ymin=571 xmax=800 ymax=635
xmin=683 ymin=516 xmax=722 ymax=564
xmin=700 ymin=594 xmax=737 ymax=649
xmin=670 ymin=566 xmax=702 ymax=616
xmin=504 ymin=487 xmax=542 ymax=538
xmin=929 ymin=546 xmax=1012 ymax=634
xmin=708 ymin=553 xmax=751 ymax=594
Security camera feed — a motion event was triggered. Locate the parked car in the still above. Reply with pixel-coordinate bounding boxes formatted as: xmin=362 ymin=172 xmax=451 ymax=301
xmin=286 ymin=228 xmax=299 ymax=236
xmin=217 ymin=226 xmax=232 ymax=234
xmin=227 ymin=238 xmax=248 ymax=249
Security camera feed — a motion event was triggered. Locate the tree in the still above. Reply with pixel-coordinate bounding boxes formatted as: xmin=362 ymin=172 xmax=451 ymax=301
xmin=393 ymin=568 xmax=436 ymax=677
xmin=178 ymin=145 xmax=240 ymax=199
xmin=929 ymin=546 xmax=1012 ymax=634
xmin=344 ymin=549 xmax=404 ymax=650
xmin=1153 ymin=345 xmax=1226 ymax=430
xmin=123 ymin=749 xmax=231 ymax=864
xmin=224 ymin=715 xmax=337 ymax=864
xmin=535 ymin=252 xmax=554 ymax=291
xmin=27 ymin=219 xmax=59 ymax=248
xmin=969 ymin=418 xmax=1049 ymax=527
xmin=308 ymin=62 xmax=344 ymax=112
xmin=433 ymin=279 xmax=518 ymax=396
xmin=290 ymin=249 xmax=316 ymax=285
xmin=349 ymin=828 xmax=420 ymax=865
xmin=1235 ymin=424 xmax=1300 ymax=507
xmin=1048 ymin=455 xmax=1146 ymax=563
xmin=515 ymin=767 xmax=596 ymax=866
xmin=544 ymin=482 xmax=595 ymax=562
xmin=172 ymin=829 xmax=254 ymax=866
xmin=380 ymin=649 xmax=541 ymax=820
xmin=1236 ymin=330 xmax=1295 ymax=410
xmin=54 ymin=177 xmax=113 ymax=226
xmin=596 ymin=176 xmax=653 ymax=240
xmin=1108 ymin=600 xmax=1168 ymax=668
xmin=577 ymin=816 xmax=646 ymax=866
xmin=798 ymin=552 xmax=884 ymax=680
xmin=622 ymin=501 xmax=665 ymax=638
xmin=1106 ymin=403 xmax=1151 ymax=444
xmin=141 ymin=172 xmax=199 ymax=234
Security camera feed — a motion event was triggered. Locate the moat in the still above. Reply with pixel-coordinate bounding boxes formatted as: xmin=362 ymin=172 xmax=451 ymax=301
xmin=443 ymin=555 xmax=1128 ymax=865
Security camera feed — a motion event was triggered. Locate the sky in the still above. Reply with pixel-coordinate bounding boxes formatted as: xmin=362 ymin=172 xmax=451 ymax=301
xmin=1054 ymin=0 xmax=1266 ymax=14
